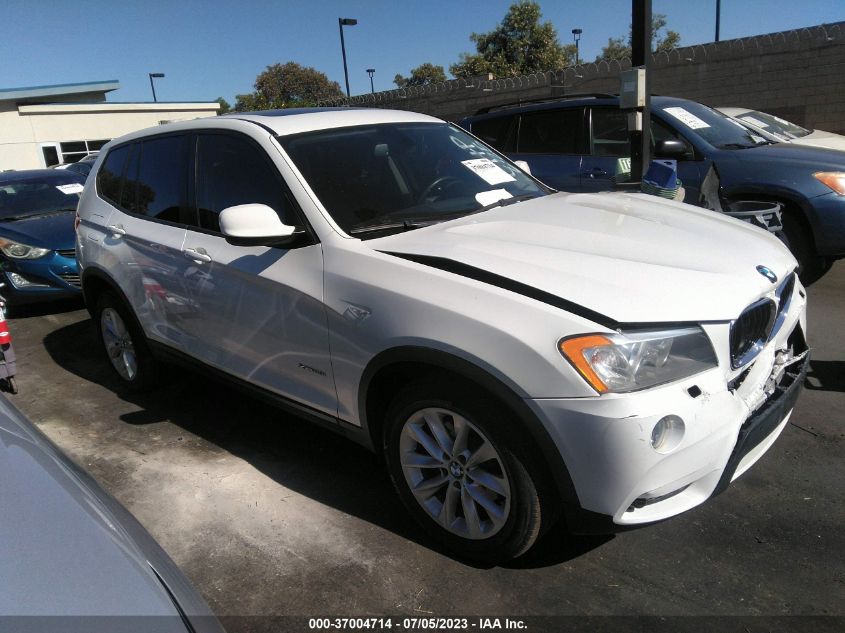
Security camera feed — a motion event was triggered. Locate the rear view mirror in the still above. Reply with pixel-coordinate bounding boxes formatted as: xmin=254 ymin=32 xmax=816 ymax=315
xmin=219 ymin=204 xmax=297 ymax=246
xmin=513 ymin=160 xmax=532 ymax=175
xmin=654 ymin=139 xmax=689 ymax=160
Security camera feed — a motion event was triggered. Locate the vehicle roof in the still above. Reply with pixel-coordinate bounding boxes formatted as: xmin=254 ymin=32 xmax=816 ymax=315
xmin=225 ymin=107 xmax=444 ymax=136
xmin=462 ymin=95 xmax=699 ymax=121
xmin=0 ymin=169 xmax=86 ymax=184
xmin=717 ymin=107 xmax=751 ymax=116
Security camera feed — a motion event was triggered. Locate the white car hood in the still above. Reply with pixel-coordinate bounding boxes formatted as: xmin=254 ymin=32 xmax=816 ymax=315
xmin=792 ymin=129 xmax=845 ymax=152
xmin=369 ymin=192 xmax=796 ymax=325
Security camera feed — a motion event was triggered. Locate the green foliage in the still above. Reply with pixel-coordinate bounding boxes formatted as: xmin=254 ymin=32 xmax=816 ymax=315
xmin=393 ymin=63 xmax=448 ymax=88
xmin=595 ymin=13 xmax=682 ymax=62
xmin=450 ymin=1 xmax=574 ymax=78
xmin=215 ymin=97 xmax=231 ymax=114
xmin=234 ymin=62 xmax=344 ymax=111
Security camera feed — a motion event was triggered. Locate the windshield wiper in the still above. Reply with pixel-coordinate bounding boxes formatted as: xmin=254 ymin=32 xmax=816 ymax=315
xmin=0 ymin=208 xmax=77 ymax=222
xmin=349 ymin=218 xmax=441 ymax=235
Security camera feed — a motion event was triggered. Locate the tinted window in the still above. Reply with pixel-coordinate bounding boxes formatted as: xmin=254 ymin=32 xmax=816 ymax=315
xmin=130 ymin=135 xmax=187 ymax=222
xmin=517 ymin=108 xmax=584 ymax=154
xmin=97 ymin=145 xmax=129 ymax=205
xmin=0 ymin=173 xmax=85 ymax=219
xmin=470 ymin=116 xmax=516 ymax=151
xmin=120 ymin=144 xmax=140 ymax=212
xmin=194 ymin=133 xmax=294 ymax=232
xmin=591 ymin=108 xmax=630 ymax=156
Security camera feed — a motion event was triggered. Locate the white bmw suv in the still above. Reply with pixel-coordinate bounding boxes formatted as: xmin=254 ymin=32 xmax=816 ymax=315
xmin=76 ymin=108 xmax=809 ymax=562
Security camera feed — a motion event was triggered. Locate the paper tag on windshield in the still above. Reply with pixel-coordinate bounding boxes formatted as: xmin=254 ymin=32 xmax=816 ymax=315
xmin=56 ymin=183 xmax=84 ymax=195
xmin=740 ymin=115 xmax=769 ymax=128
xmin=475 ymin=189 xmax=512 ymax=206
xmin=461 ymin=158 xmax=516 ymax=185
xmin=663 ymin=107 xmax=710 ymax=130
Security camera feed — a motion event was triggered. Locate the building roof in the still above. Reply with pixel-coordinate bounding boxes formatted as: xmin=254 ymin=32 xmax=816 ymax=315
xmin=0 ymin=80 xmax=119 ymax=102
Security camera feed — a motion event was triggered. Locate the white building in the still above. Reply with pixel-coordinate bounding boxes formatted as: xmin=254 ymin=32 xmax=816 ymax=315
xmin=0 ymin=80 xmax=220 ymax=171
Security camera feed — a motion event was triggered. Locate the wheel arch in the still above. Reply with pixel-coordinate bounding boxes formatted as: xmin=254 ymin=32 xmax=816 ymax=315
xmin=358 ymin=345 xmax=582 ymax=514
xmin=722 ymin=188 xmax=816 ymax=249
xmin=81 ymin=266 xmax=136 ymax=321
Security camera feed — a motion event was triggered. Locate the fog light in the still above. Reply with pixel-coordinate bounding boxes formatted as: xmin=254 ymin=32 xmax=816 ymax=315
xmin=651 ymin=415 xmax=685 ymax=453
xmin=7 ymin=272 xmax=48 ymax=289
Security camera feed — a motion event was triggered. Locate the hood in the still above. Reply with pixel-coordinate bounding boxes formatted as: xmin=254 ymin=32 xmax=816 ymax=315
xmin=0 ymin=211 xmax=75 ymax=250
xmin=734 ymin=141 xmax=845 ymax=170
xmin=0 ymin=397 xmax=185 ymax=621
xmin=792 ymin=129 xmax=845 ymax=152
xmin=368 ymin=192 xmax=796 ymax=324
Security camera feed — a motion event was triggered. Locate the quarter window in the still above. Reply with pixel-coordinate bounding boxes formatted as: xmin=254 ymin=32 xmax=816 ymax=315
xmin=97 ymin=145 xmax=129 ymax=205
xmin=517 ymin=108 xmax=585 ymax=154
xmin=193 ymin=134 xmax=293 ymax=232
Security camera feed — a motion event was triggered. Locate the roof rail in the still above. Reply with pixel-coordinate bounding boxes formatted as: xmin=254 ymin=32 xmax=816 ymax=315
xmin=474 ymin=93 xmax=618 ymax=116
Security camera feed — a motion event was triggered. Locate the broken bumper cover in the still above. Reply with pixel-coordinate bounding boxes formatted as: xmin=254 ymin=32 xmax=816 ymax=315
xmin=530 ymin=333 xmax=809 ymax=531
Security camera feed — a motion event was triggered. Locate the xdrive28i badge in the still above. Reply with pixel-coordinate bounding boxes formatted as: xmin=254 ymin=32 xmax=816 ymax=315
xmin=756 ymin=265 xmax=778 ymax=283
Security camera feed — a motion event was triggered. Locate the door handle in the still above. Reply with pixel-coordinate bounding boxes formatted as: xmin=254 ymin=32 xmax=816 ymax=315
xmin=107 ymin=224 xmax=126 ymax=238
xmin=183 ymin=247 xmax=212 ymax=263
xmin=582 ymin=168 xmax=608 ymax=178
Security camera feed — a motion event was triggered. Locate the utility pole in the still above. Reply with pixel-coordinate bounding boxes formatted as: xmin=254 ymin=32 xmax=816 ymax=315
xmin=715 ymin=0 xmax=721 ymax=42
xmin=630 ymin=0 xmax=652 ymax=183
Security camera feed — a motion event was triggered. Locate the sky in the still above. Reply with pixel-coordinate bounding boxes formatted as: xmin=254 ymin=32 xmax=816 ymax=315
xmin=2 ymin=0 xmax=844 ymax=105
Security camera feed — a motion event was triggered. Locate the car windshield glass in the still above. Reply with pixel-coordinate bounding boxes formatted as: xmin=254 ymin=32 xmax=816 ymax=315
xmin=279 ymin=122 xmax=547 ymax=237
xmin=659 ymin=102 xmax=773 ymax=150
xmin=0 ymin=177 xmax=83 ymax=220
xmin=736 ymin=110 xmax=811 ymax=140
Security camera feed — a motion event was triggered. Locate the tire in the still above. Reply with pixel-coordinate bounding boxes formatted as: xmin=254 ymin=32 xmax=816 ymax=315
xmin=93 ymin=291 xmax=158 ymax=391
xmin=779 ymin=211 xmax=830 ymax=286
xmin=383 ymin=378 xmax=548 ymax=563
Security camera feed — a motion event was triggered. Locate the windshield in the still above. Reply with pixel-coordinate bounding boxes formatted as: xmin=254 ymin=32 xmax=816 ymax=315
xmin=0 ymin=176 xmax=84 ymax=220
xmin=659 ymin=102 xmax=773 ymax=150
xmin=735 ymin=110 xmax=811 ymax=140
xmin=279 ymin=122 xmax=547 ymax=237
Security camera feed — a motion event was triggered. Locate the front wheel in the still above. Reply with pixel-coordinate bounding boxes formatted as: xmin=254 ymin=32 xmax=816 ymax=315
xmin=94 ymin=292 xmax=158 ymax=391
xmin=384 ymin=379 xmax=546 ymax=563
xmin=779 ymin=212 xmax=831 ymax=285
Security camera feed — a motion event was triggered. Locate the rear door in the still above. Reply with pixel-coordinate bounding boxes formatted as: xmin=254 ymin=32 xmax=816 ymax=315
xmin=103 ymin=134 xmax=194 ymax=350
xmin=178 ymin=131 xmax=336 ymax=414
xmin=510 ymin=107 xmax=586 ymax=191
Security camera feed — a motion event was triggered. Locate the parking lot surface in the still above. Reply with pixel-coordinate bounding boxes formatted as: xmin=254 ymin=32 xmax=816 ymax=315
xmin=7 ymin=264 xmax=845 ymax=630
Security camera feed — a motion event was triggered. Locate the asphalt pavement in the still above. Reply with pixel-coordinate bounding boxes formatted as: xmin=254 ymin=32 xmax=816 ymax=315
xmin=6 ymin=263 xmax=844 ymax=632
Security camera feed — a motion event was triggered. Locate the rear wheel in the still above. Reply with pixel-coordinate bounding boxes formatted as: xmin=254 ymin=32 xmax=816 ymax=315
xmin=94 ymin=292 xmax=158 ymax=391
xmin=384 ymin=379 xmax=548 ymax=563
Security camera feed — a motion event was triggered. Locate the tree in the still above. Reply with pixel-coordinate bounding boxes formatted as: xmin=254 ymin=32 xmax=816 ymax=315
xmin=450 ymin=1 xmax=575 ymax=78
xmin=215 ymin=97 xmax=231 ymax=114
xmin=234 ymin=62 xmax=344 ymax=111
xmin=595 ymin=13 xmax=681 ymax=62
xmin=393 ymin=63 xmax=447 ymax=88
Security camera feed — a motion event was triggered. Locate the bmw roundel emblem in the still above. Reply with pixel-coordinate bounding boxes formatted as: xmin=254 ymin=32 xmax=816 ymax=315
xmin=756 ymin=265 xmax=778 ymax=283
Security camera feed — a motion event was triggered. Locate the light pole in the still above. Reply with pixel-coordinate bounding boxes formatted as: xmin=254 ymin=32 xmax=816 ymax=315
xmin=338 ymin=18 xmax=358 ymax=97
xmin=366 ymin=68 xmax=375 ymax=94
xmin=148 ymin=73 xmax=164 ymax=102
xmin=572 ymin=29 xmax=582 ymax=65
xmin=715 ymin=0 xmax=721 ymax=41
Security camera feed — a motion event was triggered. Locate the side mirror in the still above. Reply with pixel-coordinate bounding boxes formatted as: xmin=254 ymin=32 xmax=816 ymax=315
xmin=653 ymin=139 xmax=690 ymax=159
xmin=219 ymin=203 xmax=298 ymax=246
xmin=513 ymin=160 xmax=532 ymax=175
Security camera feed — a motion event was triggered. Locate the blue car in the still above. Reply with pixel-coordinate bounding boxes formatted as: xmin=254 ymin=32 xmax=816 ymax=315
xmin=459 ymin=95 xmax=845 ymax=283
xmin=0 ymin=169 xmax=85 ymax=306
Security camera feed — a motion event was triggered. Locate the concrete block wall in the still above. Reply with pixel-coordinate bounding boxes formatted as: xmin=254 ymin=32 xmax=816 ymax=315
xmin=327 ymin=21 xmax=845 ymax=133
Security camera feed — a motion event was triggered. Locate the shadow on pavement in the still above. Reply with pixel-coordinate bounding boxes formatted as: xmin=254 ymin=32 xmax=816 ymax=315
xmin=42 ymin=317 xmax=610 ymax=569
xmin=804 ymin=360 xmax=845 ymax=393
xmin=6 ymin=297 xmax=85 ymax=319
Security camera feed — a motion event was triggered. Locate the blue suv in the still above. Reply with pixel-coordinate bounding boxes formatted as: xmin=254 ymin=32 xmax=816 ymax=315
xmin=459 ymin=95 xmax=845 ymax=283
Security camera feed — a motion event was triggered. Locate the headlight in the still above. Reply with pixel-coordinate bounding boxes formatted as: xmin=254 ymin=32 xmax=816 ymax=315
xmin=0 ymin=239 xmax=51 ymax=259
xmin=814 ymin=172 xmax=845 ymax=195
xmin=558 ymin=327 xmax=717 ymax=394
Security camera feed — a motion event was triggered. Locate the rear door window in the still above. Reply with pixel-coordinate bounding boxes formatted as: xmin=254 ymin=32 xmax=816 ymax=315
xmin=123 ymin=135 xmax=188 ymax=223
xmin=517 ymin=108 xmax=585 ymax=154
xmin=590 ymin=108 xmax=631 ymax=156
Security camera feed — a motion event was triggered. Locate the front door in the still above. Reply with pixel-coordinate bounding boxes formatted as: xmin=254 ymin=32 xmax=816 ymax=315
xmin=179 ymin=132 xmax=336 ymax=415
